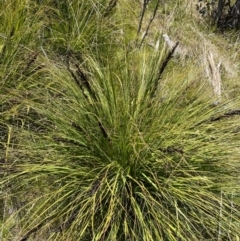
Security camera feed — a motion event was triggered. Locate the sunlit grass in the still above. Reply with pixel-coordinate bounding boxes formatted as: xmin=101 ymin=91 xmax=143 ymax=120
xmin=1 ymin=0 xmax=240 ymax=240
xmin=1 ymin=47 xmax=240 ymax=240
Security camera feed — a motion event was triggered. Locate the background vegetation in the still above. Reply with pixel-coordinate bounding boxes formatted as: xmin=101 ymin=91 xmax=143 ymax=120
xmin=1 ymin=0 xmax=240 ymax=240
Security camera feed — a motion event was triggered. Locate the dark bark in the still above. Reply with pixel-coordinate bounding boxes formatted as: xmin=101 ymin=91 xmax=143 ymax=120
xmin=215 ymin=0 xmax=240 ymax=29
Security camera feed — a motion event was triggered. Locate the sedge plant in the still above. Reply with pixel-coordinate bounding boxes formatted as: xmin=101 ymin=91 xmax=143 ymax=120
xmin=1 ymin=0 xmax=240 ymax=241
xmin=1 ymin=46 xmax=240 ymax=240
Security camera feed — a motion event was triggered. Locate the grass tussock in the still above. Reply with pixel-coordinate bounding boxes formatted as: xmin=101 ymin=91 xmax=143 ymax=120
xmin=1 ymin=0 xmax=240 ymax=240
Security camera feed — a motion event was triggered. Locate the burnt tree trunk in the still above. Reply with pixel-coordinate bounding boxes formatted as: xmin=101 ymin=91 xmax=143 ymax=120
xmin=215 ymin=0 xmax=240 ymax=29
